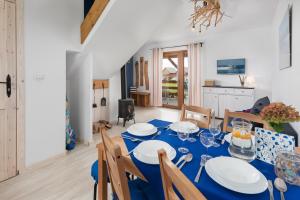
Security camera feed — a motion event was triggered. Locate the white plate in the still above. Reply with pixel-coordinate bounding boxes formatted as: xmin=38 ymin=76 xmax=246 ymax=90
xmin=169 ymin=121 xmax=199 ymax=134
xmin=205 ymin=156 xmax=268 ymax=194
xmin=133 ymin=140 xmax=176 ymax=165
xmin=224 ymin=133 xmax=255 ymax=144
xmin=127 ymin=123 xmax=157 ymax=136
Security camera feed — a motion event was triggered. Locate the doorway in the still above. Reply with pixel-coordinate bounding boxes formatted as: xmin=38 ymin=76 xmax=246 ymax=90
xmin=162 ymin=50 xmax=189 ymax=109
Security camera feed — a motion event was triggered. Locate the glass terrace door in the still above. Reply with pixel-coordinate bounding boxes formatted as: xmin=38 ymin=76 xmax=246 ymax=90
xmin=162 ymin=50 xmax=188 ymax=109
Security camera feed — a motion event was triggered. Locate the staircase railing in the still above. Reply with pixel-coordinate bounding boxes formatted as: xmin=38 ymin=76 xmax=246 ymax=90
xmin=80 ymin=0 xmax=109 ymax=44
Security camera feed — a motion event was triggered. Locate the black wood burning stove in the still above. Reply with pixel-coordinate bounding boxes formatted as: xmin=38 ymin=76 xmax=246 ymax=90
xmin=117 ymin=99 xmax=135 ymax=127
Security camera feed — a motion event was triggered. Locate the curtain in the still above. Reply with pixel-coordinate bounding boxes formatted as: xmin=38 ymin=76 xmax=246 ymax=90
xmin=150 ymin=48 xmax=163 ymax=106
xmin=188 ymin=43 xmax=202 ymax=107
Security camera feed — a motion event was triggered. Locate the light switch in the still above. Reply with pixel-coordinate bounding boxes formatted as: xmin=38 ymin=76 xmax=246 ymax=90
xmin=34 ymin=74 xmax=45 ymax=81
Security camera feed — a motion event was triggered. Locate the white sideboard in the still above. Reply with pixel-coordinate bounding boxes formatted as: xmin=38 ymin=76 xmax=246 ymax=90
xmin=203 ymin=86 xmax=255 ymax=118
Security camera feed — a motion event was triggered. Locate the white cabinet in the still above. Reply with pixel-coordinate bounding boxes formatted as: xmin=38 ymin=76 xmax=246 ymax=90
xmin=203 ymin=93 xmax=219 ymax=116
xmin=203 ymin=87 xmax=255 ymax=118
xmin=218 ymin=95 xmax=231 ymax=118
xmin=230 ymin=95 xmax=254 ymax=112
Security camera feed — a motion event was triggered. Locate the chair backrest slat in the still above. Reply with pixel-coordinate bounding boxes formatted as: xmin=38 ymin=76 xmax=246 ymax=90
xmin=180 ymin=104 xmax=212 ymax=129
xmin=223 ymin=109 xmax=269 ymax=133
xmin=100 ymin=130 xmax=131 ymax=200
xmin=158 ymin=149 xmax=207 ymax=200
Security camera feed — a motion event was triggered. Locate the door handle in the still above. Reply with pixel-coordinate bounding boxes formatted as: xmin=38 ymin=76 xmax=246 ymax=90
xmin=0 ymin=74 xmax=11 ymax=98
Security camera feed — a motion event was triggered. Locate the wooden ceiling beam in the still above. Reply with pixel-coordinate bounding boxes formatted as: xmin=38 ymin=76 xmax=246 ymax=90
xmin=80 ymin=0 xmax=109 ymax=44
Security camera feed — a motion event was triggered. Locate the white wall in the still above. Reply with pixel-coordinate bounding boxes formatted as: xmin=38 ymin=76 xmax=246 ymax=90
xmin=272 ymin=0 xmax=300 ymax=135
xmin=109 ymin=71 xmax=121 ymax=123
xmin=67 ymin=52 xmax=93 ymax=144
xmin=203 ymin=27 xmax=274 ymax=100
xmin=24 ymin=0 xmax=82 ymax=166
xmin=134 ymin=26 xmax=274 ymax=104
xmin=93 ymin=88 xmax=109 ymax=122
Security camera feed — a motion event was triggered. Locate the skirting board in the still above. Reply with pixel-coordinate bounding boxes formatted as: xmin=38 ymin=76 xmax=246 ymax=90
xmin=23 ymin=151 xmax=67 ymax=173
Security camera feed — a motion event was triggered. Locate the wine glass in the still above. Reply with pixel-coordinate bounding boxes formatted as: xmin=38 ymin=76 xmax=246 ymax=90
xmin=200 ymin=131 xmax=214 ymax=162
xmin=209 ymin=110 xmax=221 ymax=147
xmin=187 ymin=127 xmax=197 ymax=143
xmin=209 ymin=123 xmax=221 ymax=147
xmin=177 ymin=130 xmax=189 ymax=153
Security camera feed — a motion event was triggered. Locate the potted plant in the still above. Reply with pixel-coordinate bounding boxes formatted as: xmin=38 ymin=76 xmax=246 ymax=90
xmin=260 ymin=102 xmax=300 ymax=133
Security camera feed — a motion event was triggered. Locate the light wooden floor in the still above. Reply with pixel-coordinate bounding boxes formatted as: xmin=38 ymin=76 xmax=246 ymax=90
xmin=0 ymin=107 xmax=180 ymax=200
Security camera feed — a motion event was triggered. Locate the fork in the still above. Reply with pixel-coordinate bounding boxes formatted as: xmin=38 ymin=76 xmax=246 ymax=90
xmin=151 ymin=131 xmax=161 ymax=139
xmin=122 ymin=135 xmax=144 ymax=142
xmin=268 ymin=180 xmax=274 ymax=200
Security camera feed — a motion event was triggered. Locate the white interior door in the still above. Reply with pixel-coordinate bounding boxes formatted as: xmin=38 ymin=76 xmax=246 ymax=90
xmin=0 ymin=0 xmax=17 ymax=182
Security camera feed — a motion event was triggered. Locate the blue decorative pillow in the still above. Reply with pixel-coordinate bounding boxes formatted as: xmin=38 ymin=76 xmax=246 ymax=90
xmin=250 ymin=96 xmax=270 ymax=115
xmin=255 ymin=127 xmax=295 ymax=165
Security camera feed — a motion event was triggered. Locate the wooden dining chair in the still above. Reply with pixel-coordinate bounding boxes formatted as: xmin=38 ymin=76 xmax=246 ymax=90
xmin=223 ymin=109 xmax=269 ymax=133
xmin=100 ymin=129 xmax=156 ymax=200
xmin=158 ymin=149 xmax=207 ymax=200
xmin=180 ymin=104 xmax=212 ymax=129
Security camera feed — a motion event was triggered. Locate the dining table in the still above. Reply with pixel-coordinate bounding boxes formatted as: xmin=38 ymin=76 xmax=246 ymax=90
xmin=97 ymin=119 xmax=300 ymax=200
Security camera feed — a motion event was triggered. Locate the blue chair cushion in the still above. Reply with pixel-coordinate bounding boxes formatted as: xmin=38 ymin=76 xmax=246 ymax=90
xmin=91 ymin=161 xmax=157 ymax=199
xmin=91 ymin=160 xmax=98 ymax=183
xmin=113 ymin=178 xmax=158 ymax=200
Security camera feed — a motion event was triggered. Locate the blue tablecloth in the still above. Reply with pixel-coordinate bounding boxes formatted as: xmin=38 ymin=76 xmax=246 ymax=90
xmin=122 ymin=119 xmax=300 ymax=200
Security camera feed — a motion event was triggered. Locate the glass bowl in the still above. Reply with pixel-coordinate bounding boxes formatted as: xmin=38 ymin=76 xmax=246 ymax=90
xmin=275 ymin=151 xmax=300 ymax=186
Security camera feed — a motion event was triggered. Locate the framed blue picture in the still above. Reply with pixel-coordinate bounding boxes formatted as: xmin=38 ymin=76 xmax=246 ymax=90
xmin=217 ymin=58 xmax=246 ymax=75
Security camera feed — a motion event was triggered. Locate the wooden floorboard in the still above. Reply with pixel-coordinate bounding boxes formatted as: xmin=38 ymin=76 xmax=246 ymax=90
xmin=0 ymin=107 xmax=180 ymax=200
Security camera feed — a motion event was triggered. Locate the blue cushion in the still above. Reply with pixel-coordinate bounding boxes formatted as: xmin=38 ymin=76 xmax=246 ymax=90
xmin=113 ymin=178 xmax=158 ymax=200
xmin=91 ymin=160 xmax=98 ymax=183
xmin=91 ymin=160 xmax=157 ymax=199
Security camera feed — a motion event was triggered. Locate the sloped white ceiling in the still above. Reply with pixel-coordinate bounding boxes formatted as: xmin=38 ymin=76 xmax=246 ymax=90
xmin=149 ymin=0 xmax=279 ymax=43
xmin=82 ymin=0 xmax=180 ymax=79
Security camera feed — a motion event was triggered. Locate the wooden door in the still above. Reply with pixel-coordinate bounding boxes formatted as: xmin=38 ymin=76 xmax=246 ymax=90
xmin=162 ymin=51 xmax=187 ymax=109
xmin=0 ymin=0 xmax=17 ymax=182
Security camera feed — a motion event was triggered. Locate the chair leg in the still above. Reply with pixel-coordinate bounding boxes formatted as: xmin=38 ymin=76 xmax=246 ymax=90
xmin=93 ymin=183 xmax=97 ymax=200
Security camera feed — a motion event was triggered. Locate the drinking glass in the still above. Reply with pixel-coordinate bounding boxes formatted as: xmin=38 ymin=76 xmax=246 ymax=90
xmin=177 ymin=131 xmax=189 ymax=153
xmin=200 ymin=131 xmax=214 ymax=162
xmin=209 ymin=123 xmax=221 ymax=147
xmin=209 ymin=110 xmax=221 ymax=147
xmin=187 ymin=128 xmax=197 ymax=143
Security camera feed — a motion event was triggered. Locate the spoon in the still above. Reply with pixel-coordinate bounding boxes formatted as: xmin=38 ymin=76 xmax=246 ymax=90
xmin=178 ymin=153 xmax=193 ymax=169
xmin=274 ymin=178 xmax=287 ymax=200
xmin=175 ymin=155 xmax=187 ymax=166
